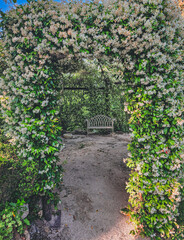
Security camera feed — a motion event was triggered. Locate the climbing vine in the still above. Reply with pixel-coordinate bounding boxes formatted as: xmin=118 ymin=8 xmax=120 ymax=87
xmin=0 ymin=0 xmax=183 ymax=239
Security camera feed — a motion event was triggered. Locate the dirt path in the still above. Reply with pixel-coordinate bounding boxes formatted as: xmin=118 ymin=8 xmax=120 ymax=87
xmin=56 ymin=134 xmax=146 ymax=240
xmin=57 ymin=134 xmax=133 ymax=240
xmin=30 ymin=134 xmax=148 ymax=240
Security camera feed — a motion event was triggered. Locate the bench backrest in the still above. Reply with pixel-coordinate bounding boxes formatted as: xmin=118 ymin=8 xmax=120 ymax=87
xmin=87 ymin=115 xmax=114 ymax=127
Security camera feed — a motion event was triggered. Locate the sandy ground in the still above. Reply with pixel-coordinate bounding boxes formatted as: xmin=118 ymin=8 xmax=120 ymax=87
xmin=57 ymin=134 xmax=147 ymax=240
xmin=30 ymin=134 xmax=148 ymax=240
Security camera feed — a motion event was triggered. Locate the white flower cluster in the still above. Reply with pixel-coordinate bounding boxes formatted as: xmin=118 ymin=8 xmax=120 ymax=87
xmin=1 ymin=0 xmax=183 ymax=238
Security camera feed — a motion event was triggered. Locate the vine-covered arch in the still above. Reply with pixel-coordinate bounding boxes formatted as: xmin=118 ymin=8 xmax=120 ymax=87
xmin=0 ymin=0 xmax=184 ymax=239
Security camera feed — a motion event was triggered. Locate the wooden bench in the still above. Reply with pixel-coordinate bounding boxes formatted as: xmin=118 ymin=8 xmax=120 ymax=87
xmin=86 ymin=115 xmax=115 ymax=135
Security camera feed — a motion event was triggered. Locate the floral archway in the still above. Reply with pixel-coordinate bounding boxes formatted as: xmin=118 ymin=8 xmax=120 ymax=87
xmin=0 ymin=0 xmax=184 ymax=239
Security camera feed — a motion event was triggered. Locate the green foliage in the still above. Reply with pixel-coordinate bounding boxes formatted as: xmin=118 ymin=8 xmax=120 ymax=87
xmin=0 ymin=40 xmax=7 ymax=95
xmin=58 ymin=59 xmax=129 ymax=133
xmin=0 ymin=111 xmax=37 ymax=206
xmin=0 ymin=40 xmax=7 ymax=77
xmin=0 ymin=199 xmax=30 ymax=240
xmin=177 ymin=155 xmax=184 ymax=227
xmin=0 ymin=100 xmax=38 ymax=239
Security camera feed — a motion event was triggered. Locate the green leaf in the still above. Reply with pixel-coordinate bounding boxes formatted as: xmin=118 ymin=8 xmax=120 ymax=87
xmin=24 ymin=219 xmax=30 ymax=226
xmin=130 ymin=230 xmax=136 ymax=235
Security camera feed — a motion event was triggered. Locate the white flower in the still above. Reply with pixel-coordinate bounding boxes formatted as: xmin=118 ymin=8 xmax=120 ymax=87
xmin=128 ymin=90 xmax=134 ymax=93
xmin=150 ymin=207 xmax=157 ymax=214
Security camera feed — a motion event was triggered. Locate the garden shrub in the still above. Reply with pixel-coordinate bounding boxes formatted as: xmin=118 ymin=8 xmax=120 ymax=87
xmin=0 ymin=98 xmax=47 ymax=239
xmin=0 ymin=97 xmax=38 ymax=204
xmin=0 ymin=106 xmax=31 ymax=239
xmin=0 ymin=0 xmax=183 ymax=239
xmin=0 ymin=199 xmax=30 ymax=240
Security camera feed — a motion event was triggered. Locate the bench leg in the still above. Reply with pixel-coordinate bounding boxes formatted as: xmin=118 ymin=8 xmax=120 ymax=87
xmin=112 ymin=122 xmax=114 ymax=136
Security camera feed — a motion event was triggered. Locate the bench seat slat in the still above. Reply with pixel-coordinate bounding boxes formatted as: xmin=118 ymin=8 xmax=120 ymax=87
xmin=88 ymin=126 xmax=113 ymax=129
xmin=86 ymin=115 xmax=115 ymax=135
